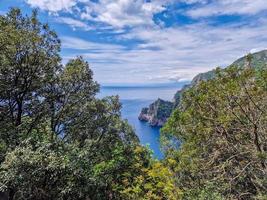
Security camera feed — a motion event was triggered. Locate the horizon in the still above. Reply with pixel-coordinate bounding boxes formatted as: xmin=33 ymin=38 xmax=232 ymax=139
xmin=100 ymin=80 xmax=189 ymax=87
xmin=1 ymin=0 xmax=267 ymax=84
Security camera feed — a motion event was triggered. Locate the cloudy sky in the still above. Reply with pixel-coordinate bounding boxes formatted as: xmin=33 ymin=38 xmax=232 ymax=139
xmin=1 ymin=0 xmax=267 ymax=85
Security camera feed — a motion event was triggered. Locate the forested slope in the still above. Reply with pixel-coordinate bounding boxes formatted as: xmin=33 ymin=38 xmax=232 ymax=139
xmin=161 ymin=59 xmax=267 ymax=199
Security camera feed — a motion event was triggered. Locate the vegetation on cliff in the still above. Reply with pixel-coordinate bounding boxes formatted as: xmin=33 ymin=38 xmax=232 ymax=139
xmin=172 ymin=70 xmax=216 ymax=108
xmin=139 ymin=99 xmax=173 ymax=126
xmin=161 ymin=63 xmax=267 ymax=199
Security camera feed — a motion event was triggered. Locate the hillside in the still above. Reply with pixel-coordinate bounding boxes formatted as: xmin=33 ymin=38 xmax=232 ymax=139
xmin=233 ymin=50 xmax=267 ymax=68
xmin=139 ymin=50 xmax=267 ymax=126
xmin=161 ymin=53 xmax=267 ymax=199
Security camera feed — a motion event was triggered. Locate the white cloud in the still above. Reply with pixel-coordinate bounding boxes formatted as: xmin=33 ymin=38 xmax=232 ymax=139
xmin=26 ymin=0 xmax=77 ymax=12
xmin=80 ymin=0 xmax=168 ymax=28
xmin=250 ymin=47 xmax=267 ymax=54
xmin=24 ymin=0 xmax=267 ymax=84
xmin=25 ymin=0 xmax=267 ymax=29
xmin=61 ymin=36 xmax=125 ymax=51
xmin=55 ymin=17 xmax=92 ymax=30
xmin=25 ymin=0 xmax=173 ymax=28
xmin=62 ymin=18 xmax=267 ymax=84
xmin=187 ymin=0 xmax=267 ymax=18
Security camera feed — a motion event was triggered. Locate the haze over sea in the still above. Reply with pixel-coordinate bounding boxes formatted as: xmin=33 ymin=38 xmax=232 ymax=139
xmin=98 ymin=82 xmax=187 ymax=159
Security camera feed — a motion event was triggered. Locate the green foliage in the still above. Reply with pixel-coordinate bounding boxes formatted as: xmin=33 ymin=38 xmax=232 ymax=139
xmin=162 ymin=65 xmax=267 ymax=199
xmin=2 ymin=7 xmax=267 ymax=200
xmin=155 ymin=99 xmax=173 ymax=119
xmin=0 ymin=8 xmax=61 ymax=148
xmin=0 ymin=8 xmax=177 ymax=200
xmin=113 ymin=146 xmax=181 ymax=200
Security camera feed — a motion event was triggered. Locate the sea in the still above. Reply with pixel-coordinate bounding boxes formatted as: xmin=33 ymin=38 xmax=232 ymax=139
xmin=98 ymin=82 xmax=186 ymax=159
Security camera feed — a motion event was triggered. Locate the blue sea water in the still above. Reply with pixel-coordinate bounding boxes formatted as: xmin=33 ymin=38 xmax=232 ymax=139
xmin=98 ymin=82 xmax=186 ymax=159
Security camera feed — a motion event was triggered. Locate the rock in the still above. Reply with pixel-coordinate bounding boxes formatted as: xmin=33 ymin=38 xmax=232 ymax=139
xmin=138 ymin=98 xmax=173 ymax=127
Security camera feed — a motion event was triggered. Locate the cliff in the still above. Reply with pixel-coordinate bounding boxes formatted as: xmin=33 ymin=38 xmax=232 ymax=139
xmin=139 ymin=50 xmax=267 ymax=127
xmin=138 ymin=98 xmax=173 ymax=126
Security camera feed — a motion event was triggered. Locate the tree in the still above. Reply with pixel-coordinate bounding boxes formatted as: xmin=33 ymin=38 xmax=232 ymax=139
xmin=162 ymin=65 xmax=267 ymax=199
xmin=0 ymin=8 xmax=61 ymax=147
xmin=0 ymin=8 xmax=177 ymax=200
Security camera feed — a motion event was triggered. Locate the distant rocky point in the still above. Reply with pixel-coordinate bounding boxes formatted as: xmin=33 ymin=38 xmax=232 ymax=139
xmin=138 ymin=98 xmax=173 ymax=126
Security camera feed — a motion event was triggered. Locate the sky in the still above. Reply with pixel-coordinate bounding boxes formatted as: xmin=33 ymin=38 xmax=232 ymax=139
xmin=1 ymin=0 xmax=267 ymax=85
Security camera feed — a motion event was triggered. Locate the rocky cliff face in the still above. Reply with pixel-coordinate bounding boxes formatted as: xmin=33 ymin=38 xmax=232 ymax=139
xmin=138 ymin=99 xmax=173 ymax=126
xmin=139 ymin=50 xmax=267 ymax=127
